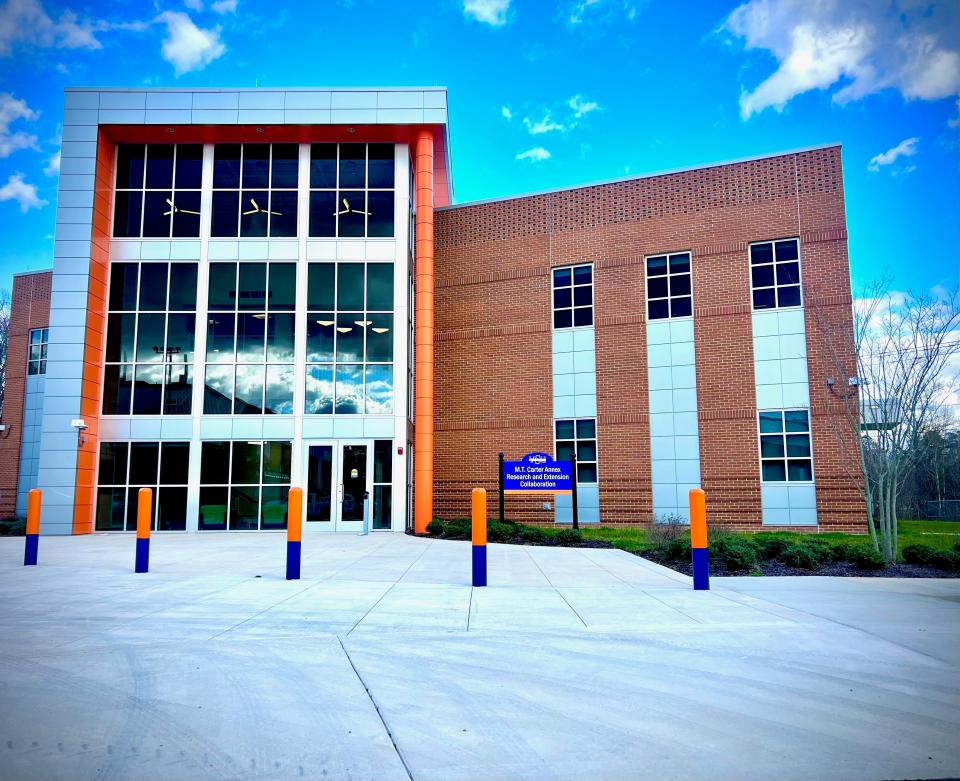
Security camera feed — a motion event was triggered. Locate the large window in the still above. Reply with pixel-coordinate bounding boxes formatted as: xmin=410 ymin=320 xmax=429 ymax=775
xmin=103 ymin=262 xmax=197 ymax=415
xmin=646 ymin=252 xmax=692 ymax=320
xmin=27 ymin=328 xmax=48 ymax=375
xmin=751 ymin=239 xmax=802 ymax=310
xmin=308 ymin=143 xmax=395 ymax=238
xmin=305 ymin=261 xmax=394 ymax=414
xmin=555 ymin=418 xmax=598 ymax=483
xmin=211 ymin=144 xmax=299 ymax=238
xmin=114 ymin=144 xmax=203 ymax=238
xmin=552 ymin=264 xmax=593 ymax=329
xmin=198 ymin=440 xmax=292 ymax=530
xmin=95 ymin=441 xmax=189 ymax=531
xmin=758 ymin=410 xmax=813 ymax=482
xmin=204 ymin=261 xmax=296 ymax=415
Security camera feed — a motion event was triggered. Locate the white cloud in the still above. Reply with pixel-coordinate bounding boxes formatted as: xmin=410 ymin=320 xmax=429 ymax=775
xmin=463 ymin=0 xmax=509 ymax=26
xmin=44 ymin=150 xmax=60 ymax=176
xmin=523 ymin=111 xmax=566 ymax=135
xmin=949 ymin=98 xmax=960 ymax=128
xmin=211 ymin=0 xmax=238 ymax=13
xmin=724 ymin=0 xmax=960 ymax=119
xmin=567 ymin=0 xmax=638 ymax=26
xmin=568 ymin=94 xmax=600 ymax=119
xmin=157 ymin=11 xmax=226 ymax=76
xmin=0 ymin=0 xmax=101 ymax=56
xmin=0 ymin=92 xmax=38 ymax=158
xmin=0 ymin=172 xmax=48 ymax=212
xmin=501 ymin=105 xmax=513 ymax=120
xmin=516 ymin=147 xmax=551 ymax=162
xmin=183 ymin=0 xmax=204 ymax=9
xmin=867 ymin=136 xmax=919 ymax=172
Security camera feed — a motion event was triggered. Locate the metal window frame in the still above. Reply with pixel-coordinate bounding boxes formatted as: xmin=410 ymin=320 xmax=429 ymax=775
xmin=748 ymin=237 xmax=804 ymax=312
xmin=644 ymin=250 xmax=694 ymax=321
xmin=756 ymin=408 xmax=815 ymax=483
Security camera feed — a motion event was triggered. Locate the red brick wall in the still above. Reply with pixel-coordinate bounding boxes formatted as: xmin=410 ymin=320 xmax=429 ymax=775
xmin=0 ymin=271 xmax=52 ymax=519
xmin=433 ymin=146 xmax=867 ymax=532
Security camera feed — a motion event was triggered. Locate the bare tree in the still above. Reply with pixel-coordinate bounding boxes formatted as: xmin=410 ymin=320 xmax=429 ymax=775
xmin=0 ymin=288 xmax=9 ymax=417
xmin=817 ymin=277 xmax=960 ymax=561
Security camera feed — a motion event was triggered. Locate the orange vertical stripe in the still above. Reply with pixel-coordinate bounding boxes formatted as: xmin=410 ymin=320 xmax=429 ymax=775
xmin=73 ymin=129 xmax=114 ymax=535
xmin=414 ymin=129 xmax=435 ymax=534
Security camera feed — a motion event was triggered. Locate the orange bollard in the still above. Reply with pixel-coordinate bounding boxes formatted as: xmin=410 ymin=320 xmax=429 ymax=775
xmin=472 ymin=487 xmax=487 ymax=586
xmin=689 ymin=488 xmax=709 ymax=590
xmin=287 ymin=487 xmax=303 ymax=580
xmin=24 ymin=489 xmax=41 ymax=565
xmin=135 ymin=487 xmax=152 ymax=573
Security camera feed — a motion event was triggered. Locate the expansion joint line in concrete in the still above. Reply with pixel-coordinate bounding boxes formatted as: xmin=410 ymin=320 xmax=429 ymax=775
xmin=345 ymin=539 xmax=435 ymax=636
xmin=338 ymin=637 xmax=415 ymax=781
xmin=522 ymin=547 xmax=588 ymax=628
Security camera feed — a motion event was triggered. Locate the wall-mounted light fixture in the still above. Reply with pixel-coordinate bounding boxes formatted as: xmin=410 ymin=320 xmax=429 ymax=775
xmin=71 ymin=418 xmax=88 ymax=447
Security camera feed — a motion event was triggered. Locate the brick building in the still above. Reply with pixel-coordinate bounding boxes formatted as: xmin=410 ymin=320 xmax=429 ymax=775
xmin=0 ymin=86 xmax=865 ymax=534
xmin=433 ymin=146 xmax=865 ymax=531
xmin=1 ymin=271 xmax=52 ymax=520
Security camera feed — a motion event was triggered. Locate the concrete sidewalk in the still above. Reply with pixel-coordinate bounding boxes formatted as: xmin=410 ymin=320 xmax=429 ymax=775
xmin=0 ymin=533 xmax=957 ymax=781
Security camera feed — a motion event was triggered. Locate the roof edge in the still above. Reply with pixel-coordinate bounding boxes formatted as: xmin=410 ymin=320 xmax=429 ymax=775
xmin=438 ymin=142 xmax=842 ymax=212
xmin=65 ymin=86 xmax=449 ymax=93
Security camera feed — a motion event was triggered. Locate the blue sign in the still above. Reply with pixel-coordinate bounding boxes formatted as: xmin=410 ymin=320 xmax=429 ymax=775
xmin=503 ymin=452 xmax=573 ymax=494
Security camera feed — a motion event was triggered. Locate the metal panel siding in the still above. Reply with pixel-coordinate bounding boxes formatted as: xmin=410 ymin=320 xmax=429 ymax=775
xmin=192 ymin=109 xmax=239 ymax=124
xmin=238 ymin=91 xmax=284 ymax=109
xmin=64 ymin=91 xmax=99 ymax=109
xmin=191 ymin=91 xmax=240 ymax=109
xmin=146 ymin=91 xmax=193 ymax=109
xmin=283 ymin=91 xmax=333 ymax=109
xmin=377 ymin=91 xmax=425 ymax=109
xmin=145 ymin=109 xmax=192 ymax=124
xmin=331 ymin=91 xmax=378 ymax=109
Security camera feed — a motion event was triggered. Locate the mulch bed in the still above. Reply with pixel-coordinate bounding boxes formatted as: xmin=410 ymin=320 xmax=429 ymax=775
xmin=642 ymin=555 xmax=960 ymax=578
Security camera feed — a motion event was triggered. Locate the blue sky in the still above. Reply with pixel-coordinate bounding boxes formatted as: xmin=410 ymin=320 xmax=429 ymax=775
xmin=0 ymin=0 xmax=957 ymax=298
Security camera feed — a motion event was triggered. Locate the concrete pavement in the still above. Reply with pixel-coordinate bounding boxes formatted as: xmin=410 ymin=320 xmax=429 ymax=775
xmin=0 ymin=532 xmax=957 ymax=781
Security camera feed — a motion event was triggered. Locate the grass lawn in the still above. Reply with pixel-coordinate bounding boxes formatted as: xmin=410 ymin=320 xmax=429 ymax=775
xmin=576 ymin=519 xmax=960 ymax=559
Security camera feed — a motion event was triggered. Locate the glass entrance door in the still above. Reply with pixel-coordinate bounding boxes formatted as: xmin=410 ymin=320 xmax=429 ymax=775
xmin=305 ymin=444 xmax=335 ymax=527
xmin=302 ymin=441 xmax=372 ymax=531
xmin=337 ymin=442 xmax=369 ymax=530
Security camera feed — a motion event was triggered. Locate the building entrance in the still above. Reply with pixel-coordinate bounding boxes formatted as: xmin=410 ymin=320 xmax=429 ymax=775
xmin=303 ymin=440 xmax=372 ymax=531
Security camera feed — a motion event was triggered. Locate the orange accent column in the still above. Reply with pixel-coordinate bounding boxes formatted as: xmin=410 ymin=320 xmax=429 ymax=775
xmin=414 ymin=130 xmax=435 ymax=534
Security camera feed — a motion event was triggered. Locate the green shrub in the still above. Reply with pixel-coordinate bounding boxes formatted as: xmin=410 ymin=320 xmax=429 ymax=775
xmin=662 ymin=536 xmax=692 ymax=562
xmin=800 ymin=537 xmax=834 ymax=557
xmin=713 ymin=537 xmax=759 ymax=571
xmin=780 ymin=542 xmax=824 ymax=569
xmin=519 ymin=526 xmax=546 ymax=544
xmin=426 ymin=519 xmax=445 ymax=537
xmin=849 ymin=546 xmax=886 ymax=570
xmin=954 ymin=541 xmax=960 ymax=554
xmin=555 ymin=528 xmax=582 ymax=546
xmin=444 ymin=519 xmax=471 ymax=539
xmin=756 ymin=536 xmax=790 ymax=560
xmin=487 ymin=521 xmax=517 ymax=543
xmin=0 ymin=519 xmax=26 ymax=536
xmin=829 ymin=542 xmax=861 ymax=563
xmin=929 ymin=550 xmax=958 ymax=571
xmin=902 ymin=544 xmax=937 ymax=566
